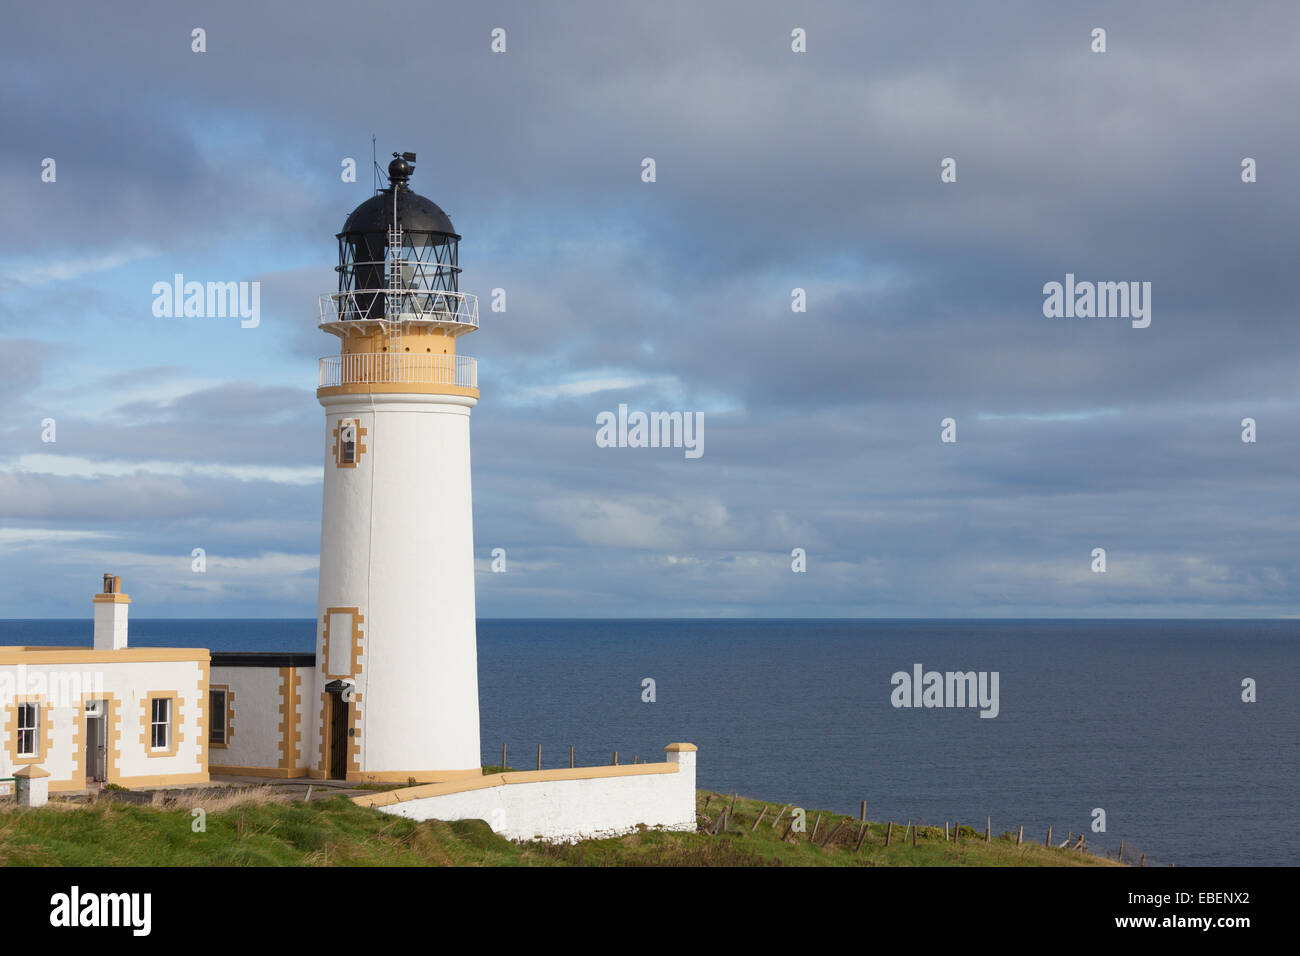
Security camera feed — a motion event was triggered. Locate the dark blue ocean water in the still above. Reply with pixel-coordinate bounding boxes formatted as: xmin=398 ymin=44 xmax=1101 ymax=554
xmin=4 ymin=618 xmax=1295 ymax=866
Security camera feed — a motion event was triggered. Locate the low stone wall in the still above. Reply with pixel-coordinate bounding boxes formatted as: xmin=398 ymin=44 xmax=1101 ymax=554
xmin=352 ymin=743 xmax=697 ymax=843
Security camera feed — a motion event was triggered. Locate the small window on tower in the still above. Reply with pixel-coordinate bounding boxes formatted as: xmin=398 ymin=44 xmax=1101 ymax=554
xmin=341 ymin=423 xmax=356 ymax=464
xmin=335 ymin=419 xmax=364 ymax=467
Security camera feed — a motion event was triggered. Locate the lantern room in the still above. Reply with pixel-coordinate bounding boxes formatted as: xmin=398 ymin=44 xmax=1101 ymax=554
xmin=317 ymin=151 xmax=479 ymax=396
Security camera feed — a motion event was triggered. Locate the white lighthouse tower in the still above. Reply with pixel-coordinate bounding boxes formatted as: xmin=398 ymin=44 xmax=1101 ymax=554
xmin=311 ymin=152 xmax=482 ymax=783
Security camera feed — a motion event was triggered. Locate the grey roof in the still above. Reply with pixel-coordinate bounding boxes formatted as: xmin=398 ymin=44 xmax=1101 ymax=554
xmin=211 ymin=651 xmax=316 ymax=667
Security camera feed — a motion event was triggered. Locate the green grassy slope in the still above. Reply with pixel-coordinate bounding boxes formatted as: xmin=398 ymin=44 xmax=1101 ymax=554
xmin=0 ymin=789 xmax=1120 ymax=867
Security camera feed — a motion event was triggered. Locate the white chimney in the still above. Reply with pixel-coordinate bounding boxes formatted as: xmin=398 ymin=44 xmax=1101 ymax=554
xmin=93 ymin=574 xmax=129 ymax=650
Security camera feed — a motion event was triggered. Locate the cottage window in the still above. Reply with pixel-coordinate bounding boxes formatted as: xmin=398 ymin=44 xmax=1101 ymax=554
xmin=210 ymin=688 xmax=227 ymax=745
xmin=151 ymin=697 xmax=171 ymax=750
xmin=16 ymin=702 xmax=38 ymax=757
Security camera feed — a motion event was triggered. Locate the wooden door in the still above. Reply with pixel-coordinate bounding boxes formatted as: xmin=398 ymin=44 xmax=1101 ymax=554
xmin=329 ymin=692 xmax=349 ymax=779
xmin=85 ymin=707 xmax=107 ymax=783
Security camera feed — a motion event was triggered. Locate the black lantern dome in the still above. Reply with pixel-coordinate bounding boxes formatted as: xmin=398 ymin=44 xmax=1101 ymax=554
xmin=334 ymin=151 xmax=461 ymax=322
xmin=341 ymin=182 xmax=458 ymax=238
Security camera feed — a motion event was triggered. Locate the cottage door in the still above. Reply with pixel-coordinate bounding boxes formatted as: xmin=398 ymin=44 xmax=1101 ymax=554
xmin=85 ymin=703 xmax=107 ymax=784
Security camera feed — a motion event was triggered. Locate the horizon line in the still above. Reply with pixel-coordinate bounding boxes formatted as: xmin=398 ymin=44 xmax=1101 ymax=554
xmin=4 ymin=616 xmax=1299 ymax=623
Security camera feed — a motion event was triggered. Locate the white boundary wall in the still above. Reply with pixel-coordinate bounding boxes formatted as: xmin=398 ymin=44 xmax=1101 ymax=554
xmin=358 ymin=748 xmax=697 ymax=843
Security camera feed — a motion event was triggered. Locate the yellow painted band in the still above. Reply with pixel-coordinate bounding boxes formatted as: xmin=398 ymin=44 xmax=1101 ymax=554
xmin=109 ymin=772 xmax=211 ymax=789
xmin=0 ymin=648 xmax=208 ymax=665
xmin=317 ymin=384 xmax=479 ymax=399
xmin=345 ymin=768 xmax=482 ymax=784
xmin=352 ymin=762 xmax=680 ymax=809
xmin=210 ymin=765 xmax=309 ymax=778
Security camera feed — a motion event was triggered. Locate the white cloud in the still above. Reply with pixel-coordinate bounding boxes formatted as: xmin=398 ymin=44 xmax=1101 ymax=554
xmin=39 ymin=547 xmax=319 ymax=600
xmin=536 ymin=494 xmax=731 ymax=550
xmin=0 ymin=246 xmax=157 ymax=286
xmin=4 ymin=454 xmax=320 ymax=485
xmin=0 ymin=528 xmax=113 ymax=544
xmin=507 ymin=374 xmax=683 ymax=404
xmin=977 ymin=409 xmax=1122 ymax=423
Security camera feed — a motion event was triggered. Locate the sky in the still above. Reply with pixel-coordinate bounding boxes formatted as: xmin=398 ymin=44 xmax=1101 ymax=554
xmin=2 ymin=1 xmax=1299 ymax=618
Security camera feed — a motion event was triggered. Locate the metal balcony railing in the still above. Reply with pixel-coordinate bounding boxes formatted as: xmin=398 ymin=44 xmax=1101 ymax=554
xmin=318 ymin=353 xmax=478 ymax=389
xmin=318 ymin=289 xmax=479 ymax=328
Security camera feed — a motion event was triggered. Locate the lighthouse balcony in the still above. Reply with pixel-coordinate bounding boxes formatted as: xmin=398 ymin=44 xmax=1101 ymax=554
xmin=318 ymin=289 xmax=478 ymax=334
xmin=319 ymin=352 xmax=478 ymax=390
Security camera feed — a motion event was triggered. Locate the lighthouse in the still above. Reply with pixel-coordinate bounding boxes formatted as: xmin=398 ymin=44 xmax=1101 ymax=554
xmin=311 ymin=152 xmax=482 ymax=783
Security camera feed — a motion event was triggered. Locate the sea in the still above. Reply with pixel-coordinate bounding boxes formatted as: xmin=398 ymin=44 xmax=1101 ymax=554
xmin=4 ymin=618 xmax=1295 ymax=867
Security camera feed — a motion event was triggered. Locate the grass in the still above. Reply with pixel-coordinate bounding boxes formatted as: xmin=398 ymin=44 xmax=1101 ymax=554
xmin=0 ymin=788 xmax=1122 ymax=867
xmin=686 ymin=792 xmax=1121 ymax=867
xmin=146 ymin=786 xmax=293 ymax=812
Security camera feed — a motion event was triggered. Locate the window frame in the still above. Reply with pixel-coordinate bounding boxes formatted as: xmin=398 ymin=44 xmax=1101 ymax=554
xmin=340 ymin=423 xmax=357 ymax=464
xmin=150 ymin=696 xmax=171 ymax=751
xmin=334 ymin=418 xmax=366 ymax=468
xmin=140 ymin=691 xmax=181 ymax=758
xmin=16 ymin=702 xmax=38 ymax=757
xmin=209 ymin=686 xmax=229 ymax=748
xmin=8 ymin=695 xmax=51 ymax=765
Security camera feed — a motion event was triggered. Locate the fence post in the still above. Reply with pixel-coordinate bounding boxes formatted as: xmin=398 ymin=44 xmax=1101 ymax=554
xmin=824 ymin=820 xmax=846 ymax=848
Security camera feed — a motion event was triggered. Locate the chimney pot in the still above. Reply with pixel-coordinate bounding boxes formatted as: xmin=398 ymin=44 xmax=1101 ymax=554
xmin=93 ymin=575 xmax=129 ymax=649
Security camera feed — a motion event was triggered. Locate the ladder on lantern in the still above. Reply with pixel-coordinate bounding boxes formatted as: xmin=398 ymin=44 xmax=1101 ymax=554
xmin=386 ymin=224 xmax=406 ymax=375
